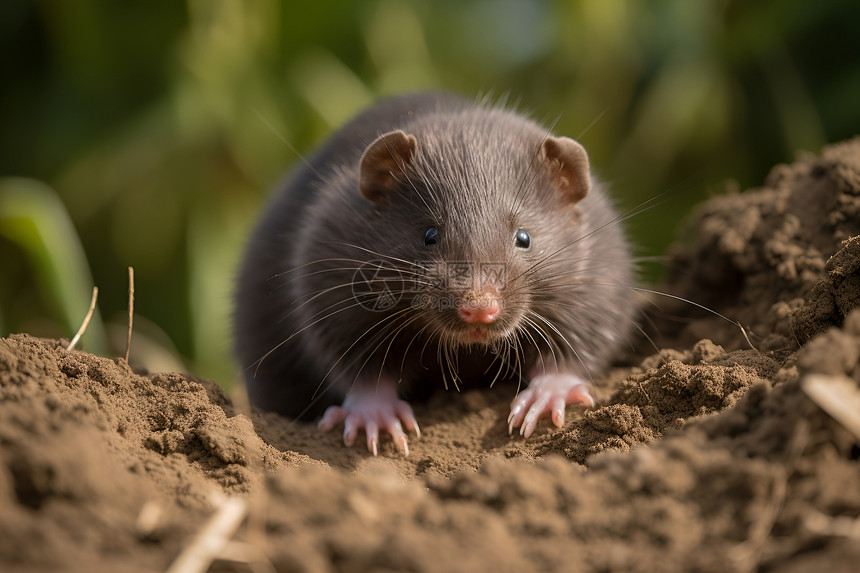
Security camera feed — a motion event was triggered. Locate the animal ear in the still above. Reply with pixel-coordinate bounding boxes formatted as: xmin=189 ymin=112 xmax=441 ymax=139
xmin=541 ymin=136 xmax=591 ymax=204
xmin=359 ymin=130 xmax=417 ymax=204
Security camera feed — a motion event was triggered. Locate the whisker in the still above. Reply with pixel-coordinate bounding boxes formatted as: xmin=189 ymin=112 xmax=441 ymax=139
xmin=520 ymin=315 xmax=556 ymax=375
xmin=512 ymin=185 xmax=690 ymax=286
xmin=511 ymin=115 xmax=564 ymax=220
xmin=575 ymin=106 xmax=609 ymax=141
xmin=253 ymin=108 xmax=319 ymax=175
xmin=374 ymin=313 xmax=425 ymax=383
xmin=271 ymin=258 xmax=429 ymax=282
xmin=527 ymin=310 xmax=596 ymax=386
xmin=250 ymin=286 xmax=417 ymax=377
xmin=594 ymin=283 xmax=744 ymax=328
xmin=313 ymin=307 xmax=415 ymax=397
xmin=399 ymin=321 xmax=434 ymax=381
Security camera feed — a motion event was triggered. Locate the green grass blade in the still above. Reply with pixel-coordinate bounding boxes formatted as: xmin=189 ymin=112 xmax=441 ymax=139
xmin=0 ymin=177 xmax=108 ymax=354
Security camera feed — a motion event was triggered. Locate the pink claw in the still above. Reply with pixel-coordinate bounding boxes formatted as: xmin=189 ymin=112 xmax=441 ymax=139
xmin=508 ymin=374 xmax=594 ymax=438
xmin=318 ymin=380 xmax=419 ymax=456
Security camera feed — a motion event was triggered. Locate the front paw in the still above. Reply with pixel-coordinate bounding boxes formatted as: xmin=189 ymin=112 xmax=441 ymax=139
xmin=507 ymin=374 xmax=595 ymax=438
xmin=318 ymin=382 xmax=420 ymax=456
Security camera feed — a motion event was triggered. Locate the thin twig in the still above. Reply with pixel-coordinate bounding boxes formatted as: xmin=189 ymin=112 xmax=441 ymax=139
xmin=125 ymin=266 xmax=134 ymax=362
xmin=166 ymin=495 xmax=249 ymax=573
xmin=737 ymin=322 xmax=757 ymax=351
xmin=67 ymin=286 xmax=98 ymax=351
xmin=802 ymin=374 xmax=860 ymax=441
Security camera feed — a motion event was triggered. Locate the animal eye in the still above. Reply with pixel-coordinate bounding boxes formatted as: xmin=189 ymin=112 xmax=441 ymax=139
xmin=515 ymin=228 xmax=531 ymax=250
xmin=424 ymin=227 xmax=439 ymax=246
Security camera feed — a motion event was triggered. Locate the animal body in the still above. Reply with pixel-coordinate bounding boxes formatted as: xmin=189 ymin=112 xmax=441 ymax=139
xmin=234 ymin=92 xmax=637 ymax=455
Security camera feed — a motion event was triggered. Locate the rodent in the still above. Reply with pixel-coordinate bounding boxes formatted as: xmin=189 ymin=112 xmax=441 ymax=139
xmin=234 ymin=92 xmax=637 ymax=455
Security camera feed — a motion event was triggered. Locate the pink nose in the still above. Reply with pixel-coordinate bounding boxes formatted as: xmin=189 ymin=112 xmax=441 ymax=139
xmin=457 ymin=297 xmax=501 ymax=323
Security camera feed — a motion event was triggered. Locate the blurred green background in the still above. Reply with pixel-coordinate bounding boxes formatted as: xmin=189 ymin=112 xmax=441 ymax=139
xmin=2 ymin=0 xmax=859 ymax=385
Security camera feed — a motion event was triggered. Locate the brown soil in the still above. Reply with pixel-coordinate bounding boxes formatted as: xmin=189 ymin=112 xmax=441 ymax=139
xmin=2 ymin=138 xmax=860 ymax=573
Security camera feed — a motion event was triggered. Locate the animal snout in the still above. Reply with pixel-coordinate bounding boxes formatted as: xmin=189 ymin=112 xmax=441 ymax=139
xmin=457 ymin=293 xmax=501 ymax=323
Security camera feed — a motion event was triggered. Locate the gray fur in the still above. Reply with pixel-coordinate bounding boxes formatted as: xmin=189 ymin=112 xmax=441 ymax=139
xmin=234 ymin=92 xmax=637 ymax=418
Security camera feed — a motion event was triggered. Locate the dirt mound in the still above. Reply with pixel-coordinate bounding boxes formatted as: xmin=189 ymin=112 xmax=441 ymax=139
xmin=662 ymin=136 xmax=860 ymax=351
xmin=2 ymin=138 xmax=860 ymax=572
